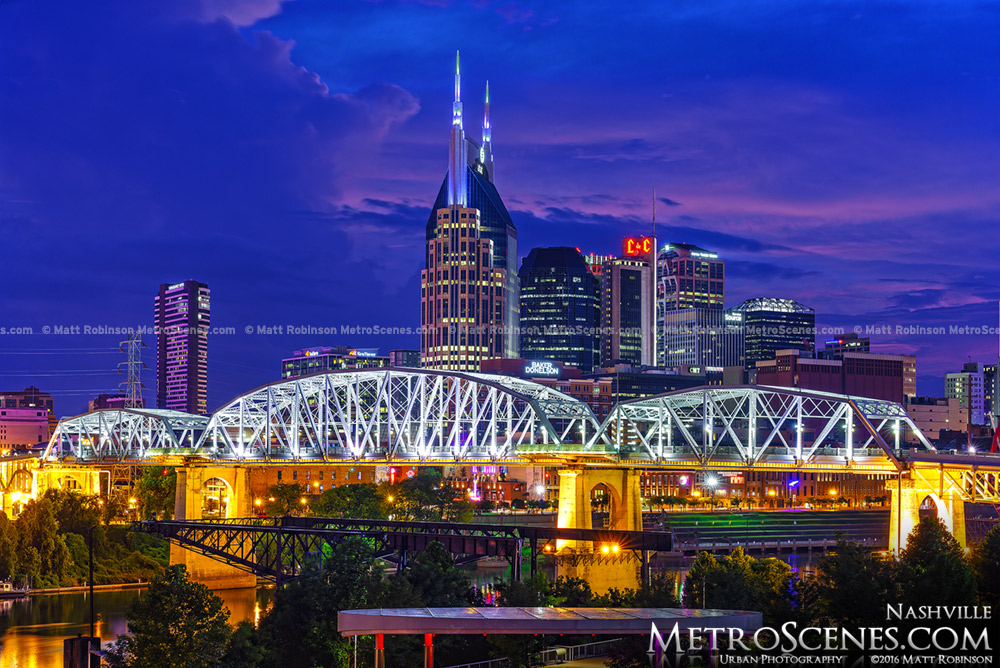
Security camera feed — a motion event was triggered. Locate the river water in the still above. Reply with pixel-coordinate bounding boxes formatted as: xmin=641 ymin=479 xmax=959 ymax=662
xmin=0 ymin=551 xmax=827 ymax=667
xmin=0 ymin=587 xmax=271 ymax=668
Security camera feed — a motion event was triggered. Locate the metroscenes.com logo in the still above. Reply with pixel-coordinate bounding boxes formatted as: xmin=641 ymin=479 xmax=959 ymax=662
xmin=647 ymin=605 xmax=994 ymax=667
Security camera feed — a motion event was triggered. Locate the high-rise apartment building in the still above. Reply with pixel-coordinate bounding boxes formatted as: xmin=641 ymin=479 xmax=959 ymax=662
xmin=424 ymin=55 xmax=518 ymax=360
xmin=155 ymin=280 xmax=210 ymax=414
xmin=730 ymin=297 xmax=815 ymax=367
xmin=518 ymin=247 xmax=601 ymax=373
xmin=421 ymin=55 xmax=507 ymax=371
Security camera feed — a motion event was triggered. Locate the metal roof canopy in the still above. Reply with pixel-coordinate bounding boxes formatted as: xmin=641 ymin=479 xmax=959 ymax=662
xmin=338 ymin=607 xmax=762 ymax=636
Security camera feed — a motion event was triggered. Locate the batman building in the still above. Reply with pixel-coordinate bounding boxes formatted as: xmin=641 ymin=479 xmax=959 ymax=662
xmin=421 ymin=54 xmax=519 ymax=368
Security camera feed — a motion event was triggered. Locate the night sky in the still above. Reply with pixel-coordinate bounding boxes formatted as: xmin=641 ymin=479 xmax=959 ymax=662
xmin=2 ymin=0 xmax=999 ymax=416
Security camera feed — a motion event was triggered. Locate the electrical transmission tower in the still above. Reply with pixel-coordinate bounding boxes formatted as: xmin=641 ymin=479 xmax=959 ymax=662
xmin=118 ymin=331 xmax=147 ymax=408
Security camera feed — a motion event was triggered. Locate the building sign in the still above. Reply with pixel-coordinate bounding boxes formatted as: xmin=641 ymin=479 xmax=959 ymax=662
xmin=349 ymin=349 xmax=378 ymax=358
xmin=622 ymin=236 xmax=654 ymax=257
xmin=524 ymin=360 xmax=560 ymax=377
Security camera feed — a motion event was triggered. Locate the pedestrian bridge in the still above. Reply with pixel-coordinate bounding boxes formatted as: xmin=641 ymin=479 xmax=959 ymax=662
xmin=32 ymin=368 xmax=1000 ymax=589
xmin=42 ymin=368 xmax=933 ymax=469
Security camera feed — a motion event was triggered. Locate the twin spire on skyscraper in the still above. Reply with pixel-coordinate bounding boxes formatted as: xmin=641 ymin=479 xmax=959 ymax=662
xmin=447 ymin=51 xmax=494 ymax=207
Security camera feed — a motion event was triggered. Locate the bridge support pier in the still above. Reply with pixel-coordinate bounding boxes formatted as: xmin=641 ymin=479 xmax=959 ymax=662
xmin=555 ymin=468 xmax=644 ymax=593
xmin=887 ymin=475 xmax=968 ymax=553
xmin=171 ymin=465 xmax=256 ymax=589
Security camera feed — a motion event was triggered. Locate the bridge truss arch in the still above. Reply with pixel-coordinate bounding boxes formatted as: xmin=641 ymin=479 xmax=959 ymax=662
xmin=198 ymin=368 xmax=600 ymax=462
xmin=44 ymin=409 xmax=210 ymax=461
xmin=589 ymin=385 xmax=933 ymax=468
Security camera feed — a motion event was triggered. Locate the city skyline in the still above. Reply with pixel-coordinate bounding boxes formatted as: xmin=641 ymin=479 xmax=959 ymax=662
xmin=2 ymin=0 xmax=999 ymax=414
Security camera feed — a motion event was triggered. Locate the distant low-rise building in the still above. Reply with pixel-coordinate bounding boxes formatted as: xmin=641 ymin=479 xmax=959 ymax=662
xmin=89 ymin=393 xmax=146 ymax=411
xmin=0 ymin=407 xmax=50 ymax=451
xmin=819 ymin=333 xmax=870 ymax=359
xmin=907 ymin=396 xmax=966 ymax=442
xmin=755 ymin=349 xmax=911 ymax=405
xmin=946 ymin=363 xmax=987 ymax=426
xmin=1 ymin=386 xmax=56 ymax=436
xmin=388 ymin=349 xmax=421 ymax=369
xmin=281 ymin=346 xmax=389 ymax=379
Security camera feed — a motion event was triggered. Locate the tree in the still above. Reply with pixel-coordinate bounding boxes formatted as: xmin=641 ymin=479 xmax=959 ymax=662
xmin=899 ymin=517 xmax=975 ymax=609
xmin=256 ymin=537 xmax=387 ymax=668
xmin=552 ymin=576 xmax=593 ymax=606
xmin=136 ymin=467 xmax=177 ymax=520
xmin=496 ymin=572 xmax=554 ymax=606
xmin=313 ymin=482 xmax=387 ymax=519
xmin=404 ymin=541 xmax=475 ymax=606
xmin=632 ymin=572 xmax=681 ymax=608
xmin=14 ymin=496 xmax=71 ymax=587
xmin=0 ymin=513 xmax=19 ymax=581
xmin=264 ymin=482 xmax=307 ymax=516
xmin=970 ymin=525 xmax=1000 ymax=608
xmin=104 ymin=564 xmax=231 ymax=668
xmin=807 ymin=537 xmax=899 ymax=627
xmin=682 ymin=548 xmax=794 ymax=624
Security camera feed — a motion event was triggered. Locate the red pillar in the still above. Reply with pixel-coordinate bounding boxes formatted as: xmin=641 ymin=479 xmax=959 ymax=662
xmin=374 ymin=634 xmax=385 ymax=668
xmin=424 ymin=633 xmax=434 ymax=668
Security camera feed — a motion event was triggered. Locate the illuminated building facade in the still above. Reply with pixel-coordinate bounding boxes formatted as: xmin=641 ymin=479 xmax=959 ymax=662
xmin=657 ymin=242 xmax=725 ymax=311
xmin=0 ymin=386 xmax=56 ymax=435
xmin=0 ymin=407 xmax=49 ymax=450
xmin=155 ymin=280 xmax=210 ymax=414
xmin=518 ymin=247 xmax=601 ymax=373
xmin=660 ymin=307 xmax=744 ymax=370
xmin=281 ymin=346 xmax=388 ymax=378
xmin=424 ymin=55 xmax=518 ymax=361
xmin=730 ymin=297 xmax=815 ymax=366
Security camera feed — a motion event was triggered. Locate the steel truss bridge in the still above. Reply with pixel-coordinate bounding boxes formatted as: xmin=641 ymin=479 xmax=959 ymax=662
xmin=43 ymin=368 xmax=943 ymax=472
xmin=132 ymin=517 xmax=673 ymax=582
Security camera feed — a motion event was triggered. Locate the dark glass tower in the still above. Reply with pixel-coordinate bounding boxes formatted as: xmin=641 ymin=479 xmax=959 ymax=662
xmin=729 ymin=297 xmax=815 ymax=366
xmin=519 ymin=247 xmax=601 ymax=372
xmin=425 ymin=72 xmax=519 ymax=359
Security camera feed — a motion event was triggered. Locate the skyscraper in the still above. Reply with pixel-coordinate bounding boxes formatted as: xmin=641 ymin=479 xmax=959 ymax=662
xmin=155 ymin=280 xmax=210 ymax=414
xmin=519 ymin=247 xmax=601 ymax=372
xmin=657 ymin=242 xmax=725 ymax=311
xmin=425 ymin=54 xmax=518 ymax=360
xmin=600 ymin=258 xmax=653 ymax=367
xmin=656 ymin=242 xmax=730 ymax=369
xmin=421 ymin=54 xmax=507 ymax=371
xmin=729 ymin=297 xmax=815 ymax=367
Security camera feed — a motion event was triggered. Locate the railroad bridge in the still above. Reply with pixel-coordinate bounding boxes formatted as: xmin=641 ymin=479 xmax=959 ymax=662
xmin=27 ymin=368 xmax=1000 ymax=590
